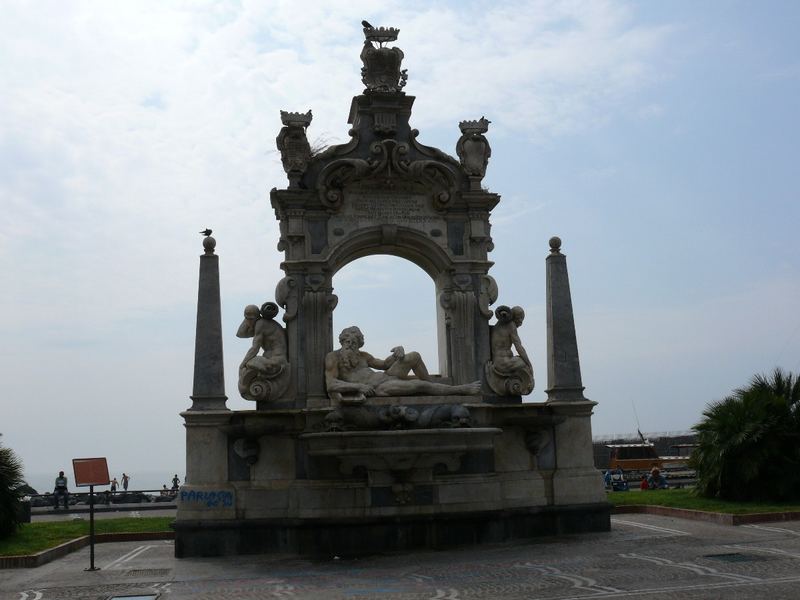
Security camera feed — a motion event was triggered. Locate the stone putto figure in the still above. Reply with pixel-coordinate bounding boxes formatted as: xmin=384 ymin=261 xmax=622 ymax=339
xmin=236 ymin=302 xmax=291 ymax=402
xmin=485 ymin=305 xmax=534 ymax=396
xmin=325 ymin=326 xmax=481 ymax=402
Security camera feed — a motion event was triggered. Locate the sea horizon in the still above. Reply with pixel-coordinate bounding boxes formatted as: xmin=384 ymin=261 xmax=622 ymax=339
xmin=25 ymin=469 xmax=185 ymax=495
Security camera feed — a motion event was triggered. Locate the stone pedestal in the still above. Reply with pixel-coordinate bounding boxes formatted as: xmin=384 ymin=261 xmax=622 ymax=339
xmin=174 ymin=402 xmax=609 ymax=557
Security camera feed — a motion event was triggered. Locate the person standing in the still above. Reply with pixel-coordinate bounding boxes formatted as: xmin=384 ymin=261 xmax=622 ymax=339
xmin=121 ymin=473 xmax=130 ymax=491
xmin=171 ymin=474 xmax=180 ymax=491
xmin=110 ymin=477 xmax=118 ymax=493
xmin=53 ymin=470 xmax=69 ymax=509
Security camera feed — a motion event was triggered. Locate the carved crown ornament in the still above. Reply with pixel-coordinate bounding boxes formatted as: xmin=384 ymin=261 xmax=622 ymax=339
xmin=456 ymin=116 xmax=492 ymax=187
xmin=360 ymin=22 xmax=408 ymax=93
xmin=458 ymin=117 xmax=490 ymax=135
xmin=280 ymin=110 xmax=312 ymax=128
xmin=276 ymin=110 xmax=313 ymax=189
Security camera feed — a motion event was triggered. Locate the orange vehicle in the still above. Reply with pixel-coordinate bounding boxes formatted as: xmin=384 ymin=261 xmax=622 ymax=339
xmin=606 ymin=443 xmax=691 ymax=473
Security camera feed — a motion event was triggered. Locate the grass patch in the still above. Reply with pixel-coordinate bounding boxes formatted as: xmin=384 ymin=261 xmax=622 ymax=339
xmin=0 ymin=517 xmax=173 ymax=557
xmin=608 ymin=488 xmax=800 ymax=514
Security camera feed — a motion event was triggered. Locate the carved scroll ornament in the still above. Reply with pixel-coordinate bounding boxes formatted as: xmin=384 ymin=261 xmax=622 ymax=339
xmin=317 ymin=139 xmax=457 ymax=211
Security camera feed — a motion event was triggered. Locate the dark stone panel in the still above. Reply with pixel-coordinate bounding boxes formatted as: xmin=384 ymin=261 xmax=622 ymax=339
xmin=227 ymin=438 xmax=250 ymax=482
xmin=370 ymin=485 xmax=434 ymax=507
xmin=537 ymin=427 xmax=556 ymax=470
xmin=294 ymin=440 xmax=308 ymax=479
xmin=308 ymin=219 xmax=328 ymax=254
xmin=303 ymin=454 xmax=346 ymax=480
xmin=447 ymin=221 xmax=465 ymax=255
xmin=255 ymin=399 xmax=296 ymax=411
xmin=482 ymin=394 xmax=523 ymax=405
xmin=451 ymin=449 xmax=494 ymax=475
xmin=173 ymin=502 xmax=611 ymax=558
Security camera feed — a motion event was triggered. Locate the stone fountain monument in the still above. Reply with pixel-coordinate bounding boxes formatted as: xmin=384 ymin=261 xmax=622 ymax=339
xmin=174 ymin=24 xmax=608 ymax=557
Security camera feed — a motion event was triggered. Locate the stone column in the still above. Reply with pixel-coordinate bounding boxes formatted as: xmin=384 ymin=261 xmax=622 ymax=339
xmin=545 ymin=236 xmax=587 ymax=403
xmin=189 ymin=235 xmax=228 ymax=411
xmin=544 ymin=237 xmax=605 ymax=506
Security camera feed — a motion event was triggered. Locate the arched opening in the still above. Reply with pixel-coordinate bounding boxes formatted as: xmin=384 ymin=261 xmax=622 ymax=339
xmin=332 ymin=255 xmax=445 ymax=376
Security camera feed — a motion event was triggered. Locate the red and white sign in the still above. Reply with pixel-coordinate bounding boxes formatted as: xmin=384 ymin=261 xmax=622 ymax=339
xmin=72 ymin=457 xmax=110 ymax=487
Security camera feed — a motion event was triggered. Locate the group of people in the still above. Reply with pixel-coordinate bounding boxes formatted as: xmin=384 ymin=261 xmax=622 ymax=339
xmin=108 ymin=473 xmax=131 ymax=494
xmin=640 ymin=467 xmax=668 ymax=490
xmin=603 ymin=466 xmax=669 ymax=492
xmin=603 ymin=467 xmax=629 ymax=491
xmin=161 ymin=474 xmax=182 ymax=496
xmin=52 ymin=471 xmax=182 ymax=509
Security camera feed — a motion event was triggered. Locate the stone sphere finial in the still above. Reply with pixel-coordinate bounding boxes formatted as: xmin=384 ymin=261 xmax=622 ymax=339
xmin=549 ymin=236 xmax=562 ymax=254
xmin=203 ymin=235 xmax=216 ymax=255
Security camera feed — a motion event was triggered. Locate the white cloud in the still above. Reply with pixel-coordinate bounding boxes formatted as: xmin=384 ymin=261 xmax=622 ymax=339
xmin=0 ymin=0 xmax=675 ymax=477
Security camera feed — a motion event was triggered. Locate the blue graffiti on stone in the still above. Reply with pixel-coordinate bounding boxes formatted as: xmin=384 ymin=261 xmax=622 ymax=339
xmin=180 ymin=490 xmax=234 ymax=508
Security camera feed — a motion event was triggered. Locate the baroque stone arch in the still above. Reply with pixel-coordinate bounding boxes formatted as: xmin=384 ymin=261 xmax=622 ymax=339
xmin=327 ymin=226 xmax=454 ymax=280
xmin=270 ymin=43 xmax=500 ymax=408
xmin=327 ymin=229 xmax=457 ymax=378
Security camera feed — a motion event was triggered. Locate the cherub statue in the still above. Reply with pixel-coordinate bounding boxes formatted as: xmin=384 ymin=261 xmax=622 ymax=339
xmin=236 ymin=302 xmax=290 ymax=402
xmin=485 ymin=305 xmax=534 ymax=396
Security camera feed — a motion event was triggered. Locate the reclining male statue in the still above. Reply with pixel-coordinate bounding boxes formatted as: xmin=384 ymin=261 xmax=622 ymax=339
xmin=325 ymin=326 xmax=481 ymax=401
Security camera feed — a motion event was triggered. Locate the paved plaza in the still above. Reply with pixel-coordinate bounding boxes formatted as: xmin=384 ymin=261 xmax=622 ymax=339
xmin=3 ymin=514 xmax=800 ymax=599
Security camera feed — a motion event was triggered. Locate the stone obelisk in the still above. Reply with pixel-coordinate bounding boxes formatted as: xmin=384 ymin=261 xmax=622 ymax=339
xmin=544 ymin=236 xmax=605 ymax=506
xmin=545 ymin=236 xmax=588 ymax=403
xmin=189 ymin=233 xmax=228 ymax=411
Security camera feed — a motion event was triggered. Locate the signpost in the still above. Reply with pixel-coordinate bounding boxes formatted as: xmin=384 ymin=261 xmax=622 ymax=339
xmin=72 ymin=457 xmax=110 ymax=572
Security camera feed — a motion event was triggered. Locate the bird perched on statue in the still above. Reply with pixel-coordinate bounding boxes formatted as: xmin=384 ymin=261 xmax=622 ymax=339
xmin=200 ymin=228 xmax=212 ymax=236
xmin=361 ymin=20 xmax=373 ymax=29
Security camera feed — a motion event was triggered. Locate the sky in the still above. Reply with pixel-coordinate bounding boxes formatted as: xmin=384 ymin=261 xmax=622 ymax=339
xmin=1 ymin=1 xmax=799 ymax=491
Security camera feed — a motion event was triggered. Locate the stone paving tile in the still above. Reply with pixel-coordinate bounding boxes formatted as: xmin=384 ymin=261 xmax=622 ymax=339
xmin=2 ymin=515 xmax=800 ymax=599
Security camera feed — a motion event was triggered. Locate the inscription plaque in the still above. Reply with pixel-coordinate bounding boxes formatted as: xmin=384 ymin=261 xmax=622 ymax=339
xmin=328 ymin=188 xmax=447 ymax=244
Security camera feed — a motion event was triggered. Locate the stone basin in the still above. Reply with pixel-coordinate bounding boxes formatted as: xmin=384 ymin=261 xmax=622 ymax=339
xmin=300 ymin=428 xmax=502 ymax=482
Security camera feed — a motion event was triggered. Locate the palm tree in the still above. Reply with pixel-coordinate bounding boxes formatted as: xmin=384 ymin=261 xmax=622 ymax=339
xmin=691 ymin=368 xmax=800 ymax=501
xmin=0 ymin=434 xmax=26 ymax=538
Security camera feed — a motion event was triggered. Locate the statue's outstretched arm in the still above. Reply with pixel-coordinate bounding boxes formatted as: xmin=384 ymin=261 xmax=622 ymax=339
xmin=366 ymin=351 xmax=390 ymax=371
xmin=240 ymin=332 xmax=262 ymax=370
xmin=512 ymin=330 xmax=532 ymax=368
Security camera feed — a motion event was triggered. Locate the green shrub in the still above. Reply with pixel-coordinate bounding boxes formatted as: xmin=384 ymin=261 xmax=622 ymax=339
xmin=691 ymin=368 xmax=800 ymax=501
xmin=0 ymin=439 xmax=25 ymax=538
